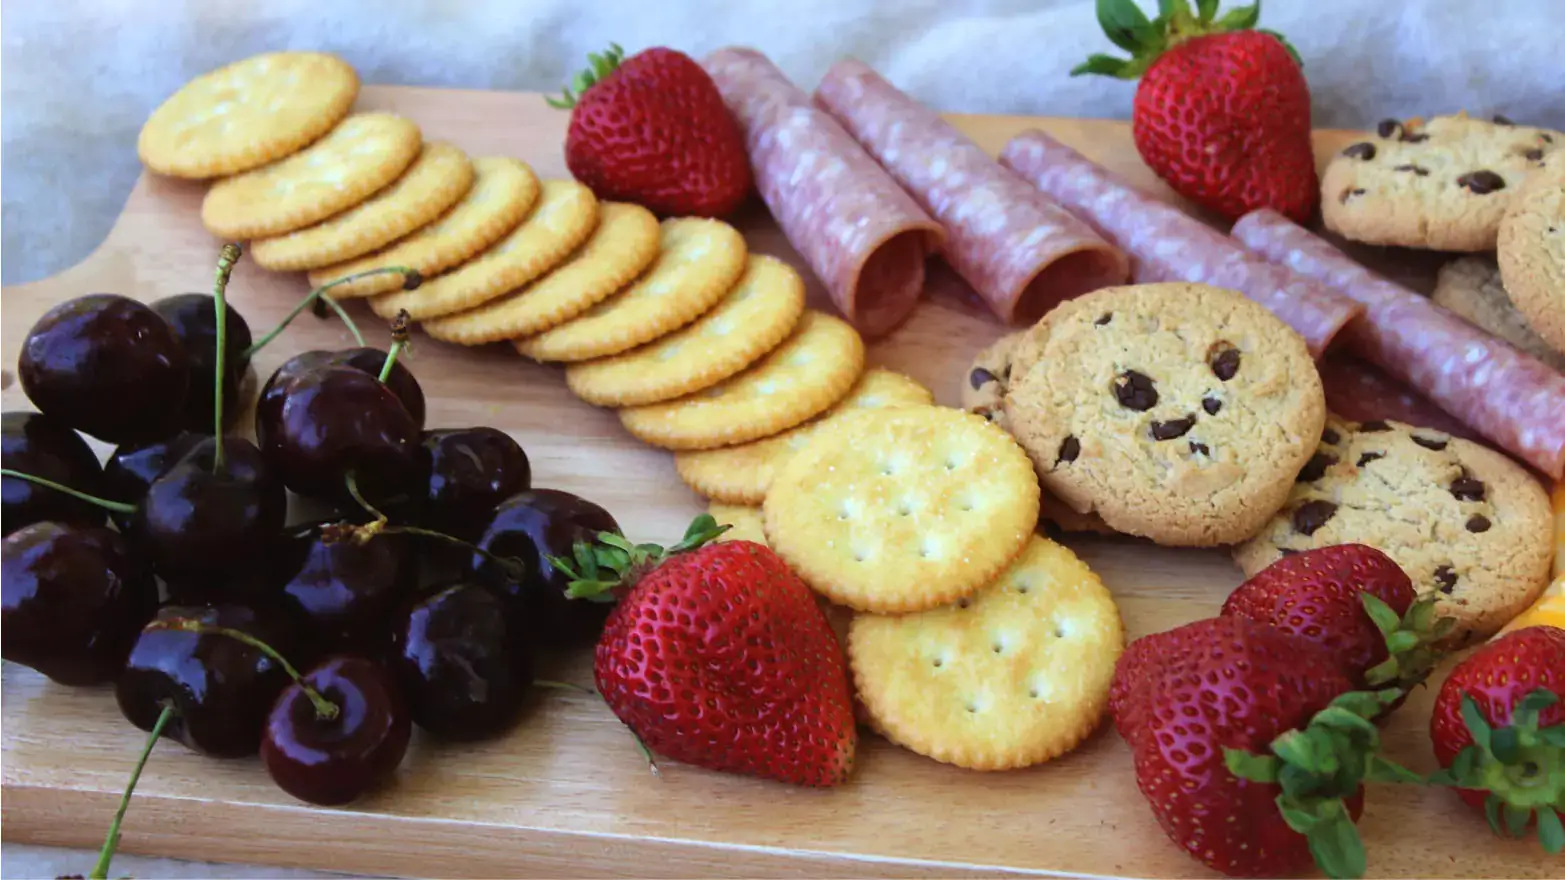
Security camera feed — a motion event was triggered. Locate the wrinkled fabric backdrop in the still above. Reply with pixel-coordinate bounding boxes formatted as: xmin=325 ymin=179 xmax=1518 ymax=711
xmin=2 ymin=0 xmax=1563 ymax=876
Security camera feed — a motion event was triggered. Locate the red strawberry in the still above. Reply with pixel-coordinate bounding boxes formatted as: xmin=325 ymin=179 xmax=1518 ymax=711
xmin=1221 ymin=544 xmax=1451 ymax=692
xmin=1120 ymin=616 xmax=1412 ymax=878
xmin=549 ymin=44 xmax=753 ymax=219
xmin=556 ymin=516 xmax=856 ymax=787
xmin=1109 ymin=615 xmax=1215 ymax=739
xmin=1072 ymin=0 xmax=1318 ymax=222
xmin=1428 ymin=625 xmax=1565 ymax=853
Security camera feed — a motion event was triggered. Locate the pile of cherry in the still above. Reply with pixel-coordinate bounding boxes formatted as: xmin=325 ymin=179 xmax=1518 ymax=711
xmin=1 ymin=246 xmax=621 ymax=841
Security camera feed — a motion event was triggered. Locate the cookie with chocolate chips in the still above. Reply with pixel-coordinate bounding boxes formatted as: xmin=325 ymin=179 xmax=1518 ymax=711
xmin=1234 ymin=415 xmax=1553 ymax=647
xmin=1497 ymin=162 xmax=1565 ymax=356
xmin=1003 ymin=282 xmax=1325 ymax=546
xmin=1321 ymin=112 xmax=1561 ymax=252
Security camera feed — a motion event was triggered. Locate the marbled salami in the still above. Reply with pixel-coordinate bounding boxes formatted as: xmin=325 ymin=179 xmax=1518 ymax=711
xmin=999 ymin=130 xmax=1361 ymax=358
xmin=1315 ymin=352 xmax=1483 ymax=443
xmin=814 ymin=59 xmax=1129 ymax=324
xmin=1233 ymin=208 xmax=1565 ymax=479
xmin=702 ymin=48 xmax=943 ymax=337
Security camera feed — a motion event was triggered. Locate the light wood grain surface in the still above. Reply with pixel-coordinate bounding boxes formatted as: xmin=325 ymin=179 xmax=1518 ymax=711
xmin=1 ymin=85 xmax=1553 ymax=879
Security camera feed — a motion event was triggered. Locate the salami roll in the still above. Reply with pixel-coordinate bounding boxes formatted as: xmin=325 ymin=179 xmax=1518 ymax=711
xmin=701 ymin=48 xmax=943 ymax=337
xmin=999 ymin=130 xmax=1362 ymax=359
xmin=1315 ymin=353 xmax=1483 ymax=443
xmin=1233 ymin=208 xmax=1565 ymax=480
xmin=814 ymin=59 xmax=1129 ymax=324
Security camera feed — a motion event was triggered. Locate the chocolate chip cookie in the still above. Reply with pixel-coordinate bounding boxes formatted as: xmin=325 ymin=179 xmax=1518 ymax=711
xmin=1003 ymin=282 xmax=1326 ymax=546
xmin=1497 ymin=162 xmax=1565 ymax=356
xmin=1433 ymin=256 xmax=1565 ymax=370
xmin=1322 ymin=113 xmax=1561 ymax=252
xmin=1234 ymin=416 xmax=1554 ymax=647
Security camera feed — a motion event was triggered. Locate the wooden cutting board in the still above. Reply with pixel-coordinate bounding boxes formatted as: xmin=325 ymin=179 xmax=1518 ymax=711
xmin=1 ymin=85 xmax=1552 ymax=879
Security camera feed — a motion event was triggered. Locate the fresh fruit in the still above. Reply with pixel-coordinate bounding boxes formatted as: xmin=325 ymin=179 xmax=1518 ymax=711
xmin=256 ymin=347 xmax=426 ymax=457
xmin=101 ymin=430 xmax=205 ymax=528
xmin=1428 ymin=625 xmax=1564 ymax=853
xmin=150 ymin=293 xmax=253 ymax=432
xmin=1221 ymin=544 xmax=1449 ymax=691
xmin=1 ymin=411 xmax=106 ymax=535
xmin=550 ymin=44 xmax=752 ymax=218
xmin=116 ymin=604 xmax=304 ymax=758
xmin=562 ymin=517 xmax=857 ymax=787
xmin=261 ymin=655 xmax=411 ymax=806
xmin=1 ymin=522 xmax=157 ymax=685
xmin=414 ymin=428 xmax=531 ymax=539
xmin=278 ymin=530 xmax=409 ymax=649
xmin=1072 ymin=0 xmax=1318 ymax=223
xmin=390 ymin=582 xmax=534 ymax=740
xmin=17 ymin=293 xmax=191 ymax=443
xmin=468 ymin=489 xmax=621 ymax=648
xmin=1116 ymin=616 xmax=1413 ymax=878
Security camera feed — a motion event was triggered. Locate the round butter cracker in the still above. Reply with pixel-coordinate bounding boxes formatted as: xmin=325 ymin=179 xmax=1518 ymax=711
xmin=710 ymin=503 xmax=769 ymax=546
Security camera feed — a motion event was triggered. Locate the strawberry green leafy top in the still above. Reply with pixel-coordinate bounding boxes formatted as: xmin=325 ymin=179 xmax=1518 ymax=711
xmin=1072 ymin=0 xmax=1300 ymax=80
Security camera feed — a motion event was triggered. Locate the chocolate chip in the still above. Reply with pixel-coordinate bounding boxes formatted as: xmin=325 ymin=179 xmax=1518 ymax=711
xmin=1342 ymin=142 xmax=1376 ymax=160
xmin=1393 ymin=163 xmax=1430 ymax=176
xmin=1544 ymin=134 xmax=1556 ymax=144
xmin=1209 ymin=344 xmax=1241 ymax=381
xmin=1002 ymin=363 xmax=1012 ymax=380
xmin=1450 ymin=473 xmax=1486 ymax=502
xmin=969 ymin=367 xmax=997 ymax=389
xmin=1457 ymin=170 xmax=1506 ymax=194
xmin=1113 ymin=370 xmax=1159 ymax=411
xmin=1493 ymin=114 xmax=1515 ymax=126
xmin=1321 ymin=428 xmax=1341 ymax=445
xmin=1402 ymin=132 xmax=1430 ymax=144
xmin=1524 ymin=148 xmax=1544 ymax=162
xmin=1356 ymin=451 xmax=1384 ymax=467
xmin=974 ymin=406 xmax=995 ymax=422
xmin=1291 ymin=500 xmax=1338 ymax=536
xmin=1358 ymin=420 xmax=1390 ymax=432
xmin=1189 ymin=441 xmax=1210 ymax=456
xmin=1202 ymin=396 xmax=1223 ymax=415
xmin=1150 ymin=417 xmax=1196 ymax=441
xmin=1376 ymin=119 xmax=1402 ymax=138
xmin=1095 ymin=312 xmax=1112 ymax=326
xmin=1057 ymin=435 xmax=1080 ymax=464
xmin=1434 ymin=565 xmax=1458 ymax=594
xmin=1296 ymin=453 xmax=1337 ymax=483
xmin=1341 ymin=187 xmax=1367 ymax=204
xmin=1411 ymin=434 xmax=1449 ymax=451
xmin=1466 ymin=514 xmax=1492 ymax=533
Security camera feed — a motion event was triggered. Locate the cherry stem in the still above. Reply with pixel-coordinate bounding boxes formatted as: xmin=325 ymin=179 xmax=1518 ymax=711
xmin=210 ymin=243 xmax=241 ymax=472
xmin=0 ymin=469 xmax=136 ymax=515
xmin=90 ymin=703 xmax=174 ymax=880
xmin=343 ymin=470 xmax=388 ymax=523
xmin=241 ymin=265 xmax=417 ymax=359
xmin=378 ymin=311 xmax=412 ymax=384
xmin=339 ymin=471 xmax=529 ymax=584
xmin=150 ymin=619 xmax=338 ymax=721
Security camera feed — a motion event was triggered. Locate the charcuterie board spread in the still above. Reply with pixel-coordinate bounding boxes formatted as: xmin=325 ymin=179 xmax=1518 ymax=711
xmin=3 ymin=14 xmax=1563 ymax=880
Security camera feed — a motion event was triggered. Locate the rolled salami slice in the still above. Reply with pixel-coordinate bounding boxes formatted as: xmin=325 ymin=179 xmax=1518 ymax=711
xmin=814 ymin=59 xmax=1129 ymax=324
xmin=1315 ymin=353 xmax=1483 ymax=444
xmin=702 ymin=48 xmax=943 ymax=337
xmin=1233 ymin=208 xmax=1565 ymax=480
xmin=999 ymin=130 xmax=1362 ymax=359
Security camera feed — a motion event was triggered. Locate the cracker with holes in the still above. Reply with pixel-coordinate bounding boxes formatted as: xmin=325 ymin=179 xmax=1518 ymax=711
xmin=1004 ymin=282 xmax=1325 ymax=547
xmin=849 ymin=536 xmax=1123 ymax=770
xmin=764 ymin=406 xmax=1040 ymax=613
xmin=710 ymin=503 xmax=769 ymax=546
xmin=1321 ymin=113 xmax=1561 ymax=252
xmin=1234 ymin=415 xmax=1553 ymax=648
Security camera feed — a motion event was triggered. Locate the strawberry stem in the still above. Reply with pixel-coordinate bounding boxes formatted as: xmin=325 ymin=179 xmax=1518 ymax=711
xmin=553 ymin=514 xmax=731 ymax=602
xmin=1070 ymin=0 xmax=1297 ymax=80
xmin=545 ymin=43 xmax=627 ymax=109
xmin=1359 ymin=592 xmax=1453 ymax=692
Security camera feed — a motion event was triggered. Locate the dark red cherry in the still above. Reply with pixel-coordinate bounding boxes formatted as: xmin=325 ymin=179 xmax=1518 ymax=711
xmin=150 ymin=294 xmax=254 ymax=432
xmin=261 ymin=655 xmax=410 ymax=806
xmin=278 ymin=531 xmax=409 ymax=650
xmin=263 ymin=366 xmax=422 ymax=508
xmin=1 ymin=411 xmax=105 ymax=536
xmin=331 ymin=348 xmax=425 ymax=429
xmin=116 ymin=604 xmax=303 ymax=757
xmin=101 ymin=430 xmax=205 ymax=529
xmin=467 ymin=489 xmax=621 ymax=649
xmin=18 ymin=294 xmax=189 ymax=443
xmin=1 ymin=522 xmax=157 ymax=685
xmin=132 ymin=436 xmax=286 ymax=601
xmin=256 ymin=348 xmax=425 ymax=457
xmin=416 ymin=428 xmax=531 ymax=539
xmin=390 ymin=582 xmax=534 ymax=740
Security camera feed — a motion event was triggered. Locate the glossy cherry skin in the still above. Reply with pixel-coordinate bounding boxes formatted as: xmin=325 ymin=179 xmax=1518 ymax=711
xmin=116 ymin=603 xmax=304 ymax=758
xmin=132 ymin=436 xmax=286 ymax=601
xmin=18 ymin=294 xmax=189 ymax=443
xmin=262 ymin=365 xmax=422 ymax=508
xmin=467 ymin=489 xmax=621 ymax=649
xmin=1 ymin=522 xmax=157 ymax=685
xmin=150 ymin=294 xmax=254 ymax=432
xmin=101 ymin=430 xmax=205 ymax=529
xmin=278 ymin=531 xmax=409 ymax=650
xmin=1 ymin=411 xmax=105 ymax=536
xmin=390 ymin=582 xmax=535 ymax=740
xmin=262 ymin=655 xmax=411 ymax=806
xmin=256 ymin=348 xmax=425 ymax=457
xmin=415 ymin=428 xmax=531 ymax=539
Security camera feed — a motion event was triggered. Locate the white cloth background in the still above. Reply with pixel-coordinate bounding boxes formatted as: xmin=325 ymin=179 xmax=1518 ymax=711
xmin=2 ymin=0 xmax=1564 ymax=877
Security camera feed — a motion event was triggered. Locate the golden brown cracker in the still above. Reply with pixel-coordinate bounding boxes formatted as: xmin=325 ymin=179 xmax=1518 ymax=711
xmin=710 ymin=503 xmax=768 ymax=545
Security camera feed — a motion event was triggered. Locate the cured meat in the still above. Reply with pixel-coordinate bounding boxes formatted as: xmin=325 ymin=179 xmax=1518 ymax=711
xmin=814 ymin=59 xmax=1129 ymax=324
xmin=701 ymin=48 xmax=943 ymax=337
xmin=1233 ymin=208 xmax=1565 ymax=480
xmin=1315 ymin=352 xmax=1483 ymax=443
xmin=999 ymin=130 xmax=1362 ymax=359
